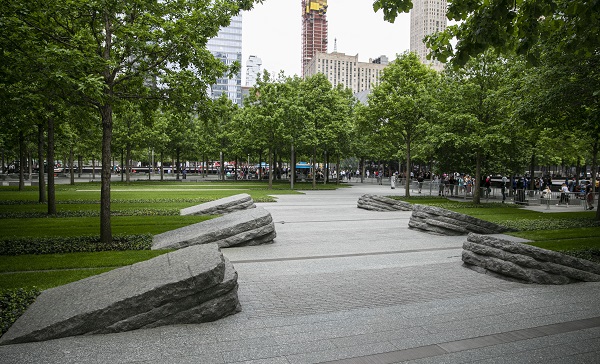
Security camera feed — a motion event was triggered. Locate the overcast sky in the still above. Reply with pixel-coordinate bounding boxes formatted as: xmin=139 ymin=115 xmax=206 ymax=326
xmin=241 ymin=0 xmax=411 ymax=84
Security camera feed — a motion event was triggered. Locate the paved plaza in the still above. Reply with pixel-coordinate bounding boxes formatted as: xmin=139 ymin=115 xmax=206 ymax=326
xmin=1 ymin=183 xmax=599 ymax=363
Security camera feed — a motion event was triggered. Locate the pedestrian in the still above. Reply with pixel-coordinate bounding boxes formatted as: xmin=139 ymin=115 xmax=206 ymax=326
xmin=586 ymin=185 xmax=595 ymax=210
xmin=390 ymin=172 xmax=397 ymax=189
xmin=417 ymin=174 xmax=424 ymax=194
xmin=484 ymin=175 xmax=492 ymax=198
xmin=558 ymin=183 xmax=569 ymax=205
xmin=501 ymin=175 xmax=508 ymax=203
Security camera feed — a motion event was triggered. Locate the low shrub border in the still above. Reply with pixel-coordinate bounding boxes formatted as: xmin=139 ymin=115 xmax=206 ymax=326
xmin=0 ymin=234 xmax=153 ymax=255
xmin=0 ymin=287 xmax=41 ymax=336
xmin=559 ymin=248 xmax=600 ymax=264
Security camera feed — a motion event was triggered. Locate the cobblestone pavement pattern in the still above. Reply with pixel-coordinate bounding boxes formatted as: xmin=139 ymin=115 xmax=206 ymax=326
xmin=1 ymin=183 xmax=599 ymax=363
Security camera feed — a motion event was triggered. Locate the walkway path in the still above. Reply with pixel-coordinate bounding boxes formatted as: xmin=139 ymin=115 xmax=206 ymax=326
xmin=1 ymin=183 xmax=599 ymax=363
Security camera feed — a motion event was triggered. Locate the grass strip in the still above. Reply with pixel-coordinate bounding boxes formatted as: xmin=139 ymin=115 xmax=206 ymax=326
xmin=0 ymin=250 xmax=170 ymax=273
xmin=0 ymin=269 xmax=115 ymax=290
xmin=0 ymin=215 xmax=213 ymax=238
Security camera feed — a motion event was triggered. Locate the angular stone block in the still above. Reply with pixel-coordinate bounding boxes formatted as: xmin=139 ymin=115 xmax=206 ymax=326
xmin=408 ymin=204 xmax=514 ymax=235
xmin=357 ymin=194 xmax=413 ymax=211
xmin=152 ymin=206 xmax=276 ymax=250
xmin=180 ymin=193 xmax=255 ymax=216
xmin=0 ymin=244 xmax=240 ymax=345
xmin=462 ymin=233 xmax=600 ymax=284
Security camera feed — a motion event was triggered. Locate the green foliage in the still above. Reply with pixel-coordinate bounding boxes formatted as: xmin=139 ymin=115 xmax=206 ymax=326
xmin=0 ymin=288 xmax=41 ymax=336
xmin=500 ymin=219 xmax=600 ymax=232
xmin=0 ymin=235 xmax=153 ymax=256
xmin=559 ymin=249 xmax=600 ymax=264
xmin=364 ymin=52 xmax=440 ymax=195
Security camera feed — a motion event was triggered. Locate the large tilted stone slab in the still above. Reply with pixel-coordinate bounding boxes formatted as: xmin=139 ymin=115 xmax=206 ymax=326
xmin=408 ymin=204 xmax=515 ymax=236
xmin=462 ymin=233 xmax=600 ymax=284
xmin=357 ymin=194 xmax=413 ymax=211
xmin=181 ymin=193 xmax=255 ymax=216
xmin=0 ymin=244 xmax=240 ymax=345
xmin=152 ymin=206 xmax=276 ymax=250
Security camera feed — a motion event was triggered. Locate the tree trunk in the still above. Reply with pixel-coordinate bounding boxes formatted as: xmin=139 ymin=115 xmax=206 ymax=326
xmin=474 ymin=150 xmax=482 ymax=204
xmin=529 ymin=153 xmax=535 ymax=190
xmin=99 ymin=103 xmax=113 ymax=245
xmin=28 ymin=151 xmax=33 ymax=181
xmin=18 ymin=131 xmax=25 ymax=191
xmin=47 ymin=117 xmax=56 ymax=215
xmin=69 ymin=146 xmax=75 ymax=185
xmin=268 ymin=147 xmax=273 ymax=189
xmin=234 ymin=156 xmax=238 ymax=181
xmin=324 ymin=150 xmax=328 ymax=184
xmin=312 ymin=146 xmax=317 ymax=189
xmin=258 ymin=151 xmax=262 ymax=180
xmin=405 ymin=140 xmax=411 ymax=197
xmin=290 ymin=144 xmax=295 ymax=190
xmin=126 ymin=143 xmax=131 ymax=184
xmin=336 ymin=155 xmax=340 ymax=185
xmin=591 ymin=136 xmax=599 ymax=220
xmin=176 ymin=149 xmax=181 ymax=180
xmin=37 ymin=124 xmax=46 ymax=203
xmin=120 ymin=150 xmax=124 ymax=182
xmin=361 ymin=157 xmax=365 ymax=183
xmin=160 ymin=152 xmax=165 ymax=181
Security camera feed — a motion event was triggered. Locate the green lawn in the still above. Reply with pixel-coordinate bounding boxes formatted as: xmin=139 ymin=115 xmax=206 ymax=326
xmin=0 ymin=269 xmax=115 ymax=290
xmin=0 ymin=250 xmax=171 ymax=290
xmin=0 ymin=215 xmax=214 ymax=238
xmin=0 ymin=250 xmax=170 ymax=273
xmin=0 ymin=181 xmax=343 ymax=292
xmin=395 ymin=196 xmax=600 ymax=255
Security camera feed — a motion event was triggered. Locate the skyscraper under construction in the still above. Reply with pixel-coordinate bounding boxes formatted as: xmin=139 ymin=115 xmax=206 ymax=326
xmin=301 ymin=0 xmax=328 ymax=77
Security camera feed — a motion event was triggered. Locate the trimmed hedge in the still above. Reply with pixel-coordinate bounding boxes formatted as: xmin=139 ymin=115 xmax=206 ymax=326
xmin=561 ymin=248 xmax=600 ymax=264
xmin=0 ymin=234 xmax=153 ymax=255
xmin=500 ymin=219 xmax=600 ymax=231
xmin=0 ymin=287 xmax=41 ymax=336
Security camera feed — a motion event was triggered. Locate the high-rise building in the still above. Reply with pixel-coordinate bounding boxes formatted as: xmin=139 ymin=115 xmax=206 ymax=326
xmin=207 ymin=15 xmax=243 ymax=106
xmin=301 ymin=0 xmax=328 ymax=77
xmin=303 ymin=51 xmax=388 ymax=93
xmin=410 ymin=0 xmax=447 ymax=71
xmin=245 ymin=55 xmax=262 ymax=87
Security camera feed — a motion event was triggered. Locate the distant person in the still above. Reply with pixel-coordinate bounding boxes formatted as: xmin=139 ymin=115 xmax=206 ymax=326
xmin=542 ymin=185 xmax=551 ymax=199
xmin=390 ymin=172 xmax=397 ymax=189
xmin=558 ymin=183 xmax=569 ymax=205
xmin=417 ymin=174 xmax=424 ymax=194
xmin=586 ymin=185 xmax=595 ymax=210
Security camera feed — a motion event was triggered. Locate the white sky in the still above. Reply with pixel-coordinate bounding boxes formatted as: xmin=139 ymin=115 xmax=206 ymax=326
xmin=241 ymin=0 xmax=411 ymax=83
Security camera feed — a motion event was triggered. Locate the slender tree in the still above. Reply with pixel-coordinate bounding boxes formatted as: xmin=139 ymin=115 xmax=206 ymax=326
xmin=365 ymin=52 xmax=439 ymax=196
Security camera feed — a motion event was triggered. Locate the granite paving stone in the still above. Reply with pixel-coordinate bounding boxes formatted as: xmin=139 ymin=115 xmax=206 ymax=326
xmin=1 ymin=183 xmax=599 ymax=363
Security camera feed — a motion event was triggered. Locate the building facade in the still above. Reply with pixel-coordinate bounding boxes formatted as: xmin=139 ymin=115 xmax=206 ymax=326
xmin=207 ymin=15 xmax=243 ymax=106
xmin=410 ymin=0 xmax=447 ymax=71
xmin=245 ymin=55 xmax=262 ymax=87
xmin=301 ymin=0 xmax=328 ymax=76
xmin=303 ymin=51 xmax=388 ymax=93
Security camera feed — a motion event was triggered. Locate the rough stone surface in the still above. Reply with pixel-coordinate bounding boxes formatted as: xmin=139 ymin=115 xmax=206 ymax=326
xmin=0 ymin=244 xmax=240 ymax=345
xmin=152 ymin=206 xmax=276 ymax=250
xmin=462 ymin=233 xmax=600 ymax=284
xmin=357 ymin=194 xmax=413 ymax=211
xmin=408 ymin=204 xmax=514 ymax=235
xmin=180 ymin=193 xmax=255 ymax=216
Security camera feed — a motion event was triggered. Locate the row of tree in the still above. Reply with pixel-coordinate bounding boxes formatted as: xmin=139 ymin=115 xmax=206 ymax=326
xmin=2 ymin=0 xmax=598 ymax=244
